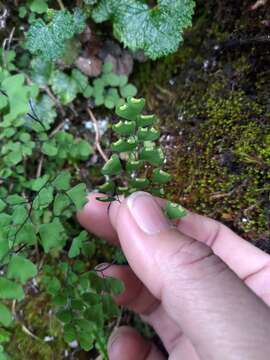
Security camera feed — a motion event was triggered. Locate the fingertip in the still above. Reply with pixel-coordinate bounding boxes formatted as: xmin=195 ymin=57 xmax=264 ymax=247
xmin=77 ymin=192 xmax=118 ymax=244
xmin=108 ymin=326 xmax=150 ymax=360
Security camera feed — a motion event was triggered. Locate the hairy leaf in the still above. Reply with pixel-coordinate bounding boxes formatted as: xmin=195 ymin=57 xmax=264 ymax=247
xmin=26 ymin=9 xmax=86 ymax=61
xmin=92 ymin=0 xmax=195 ymax=59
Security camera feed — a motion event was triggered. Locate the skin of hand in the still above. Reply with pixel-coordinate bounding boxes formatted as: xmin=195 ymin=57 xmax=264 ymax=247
xmin=77 ymin=191 xmax=270 ymax=360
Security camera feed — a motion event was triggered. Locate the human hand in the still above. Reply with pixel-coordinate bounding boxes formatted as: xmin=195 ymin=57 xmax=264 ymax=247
xmin=78 ymin=191 xmax=270 ymax=360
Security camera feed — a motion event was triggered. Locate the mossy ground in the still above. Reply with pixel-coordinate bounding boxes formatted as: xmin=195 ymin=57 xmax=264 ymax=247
xmin=136 ymin=0 xmax=270 ymax=248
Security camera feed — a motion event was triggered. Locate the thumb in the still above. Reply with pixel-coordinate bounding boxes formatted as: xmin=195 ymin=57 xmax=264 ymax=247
xmin=109 ymin=192 xmax=270 ymax=360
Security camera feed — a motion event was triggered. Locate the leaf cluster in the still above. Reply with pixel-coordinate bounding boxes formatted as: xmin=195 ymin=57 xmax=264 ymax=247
xmin=91 ymin=0 xmax=196 ymax=59
xmin=99 ymin=97 xmax=187 ymax=219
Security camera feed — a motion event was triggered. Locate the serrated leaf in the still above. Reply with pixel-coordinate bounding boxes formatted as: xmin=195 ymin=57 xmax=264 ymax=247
xmin=0 ymin=278 xmax=24 ymax=300
xmin=26 ymin=9 xmax=86 ymax=61
xmin=164 ymin=201 xmax=187 ymax=220
xmin=0 ymin=304 xmax=12 ymax=327
xmin=7 ymin=256 xmax=37 ymax=284
xmin=92 ymin=0 xmax=195 ymax=59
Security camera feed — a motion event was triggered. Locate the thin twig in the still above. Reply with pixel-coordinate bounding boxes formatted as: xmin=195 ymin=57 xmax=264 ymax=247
xmin=36 ymin=155 xmax=44 ymax=178
xmin=56 ymin=0 xmax=65 ymax=10
xmin=25 ymin=75 xmax=65 ymax=116
xmin=2 ymin=26 xmax=15 ymax=67
xmin=49 ymin=120 xmax=66 ymax=138
xmin=87 ymin=108 xmax=108 ymax=162
xmin=251 ymin=0 xmax=268 ymax=10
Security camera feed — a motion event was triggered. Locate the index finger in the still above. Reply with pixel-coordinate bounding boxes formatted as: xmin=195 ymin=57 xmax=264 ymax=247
xmin=77 ymin=193 xmax=119 ymax=245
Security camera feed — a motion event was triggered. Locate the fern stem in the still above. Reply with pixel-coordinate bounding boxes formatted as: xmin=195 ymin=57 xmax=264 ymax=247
xmin=56 ymin=0 xmax=65 ymax=10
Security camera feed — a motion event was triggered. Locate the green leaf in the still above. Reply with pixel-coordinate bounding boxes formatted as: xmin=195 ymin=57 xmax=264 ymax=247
xmin=98 ymin=180 xmax=115 ymax=193
xmin=30 ymin=175 xmax=50 ymax=191
xmin=68 ymin=231 xmax=88 ymax=258
xmin=112 ymin=120 xmax=136 ymax=136
xmin=0 ymin=278 xmax=24 ymax=300
xmin=0 ymin=200 xmax=6 ymax=212
xmin=126 ymin=159 xmax=143 ymax=173
xmin=116 ymin=97 xmax=145 ymax=121
xmin=67 ymin=183 xmax=87 ymax=210
xmin=63 ymin=324 xmax=77 ymax=343
xmin=56 ymin=310 xmax=72 ymax=324
xmin=7 ymin=256 xmax=37 ymax=284
xmin=50 ymin=70 xmax=78 ymax=105
xmin=52 ymin=171 xmax=71 ymax=191
xmin=71 ymin=69 xmax=88 ymax=90
xmin=137 ymin=114 xmax=156 ymax=127
xmin=53 ymin=194 xmax=71 ymax=216
xmin=129 ymin=178 xmax=150 ymax=190
xmin=92 ymin=0 xmax=195 ymax=59
xmin=41 ymin=142 xmax=58 ymax=156
xmin=0 ymin=304 xmax=12 ymax=327
xmin=137 ymin=127 xmax=160 ymax=141
xmin=111 ymin=138 xmax=138 ymax=152
xmin=16 ymin=223 xmax=37 ymax=245
xmin=77 ymin=140 xmax=93 ymax=159
xmin=26 ymin=9 xmax=86 ymax=61
xmin=152 ymin=169 xmax=172 ymax=184
xmin=164 ymin=201 xmax=187 ymax=220
xmin=102 ymin=62 xmax=114 ymax=74
xmin=39 ymin=219 xmax=64 ymax=253
xmin=13 ymin=206 xmax=28 ymax=225
xmin=29 ymin=0 xmax=48 ymax=14
xmin=101 ymin=154 xmax=122 ymax=176
xmin=139 ymin=146 xmax=164 ymax=166
xmin=0 ymin=329 xmax=11 ymax=344
xmin=120 ymin=84 xmax=137 ymax=98
xmin=84 ymin=304 xmax=104 ymax=328
xmin=6 ymin=195 xmax=25 ymax=206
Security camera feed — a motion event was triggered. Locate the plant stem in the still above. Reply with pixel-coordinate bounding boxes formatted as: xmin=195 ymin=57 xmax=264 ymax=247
xmin=57 ymin=0 xmax=65 ymax=10
xmin=87 ymin=108 xmax=109 ymax=162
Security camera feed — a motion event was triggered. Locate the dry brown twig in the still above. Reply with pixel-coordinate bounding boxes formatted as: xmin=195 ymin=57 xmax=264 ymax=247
xmin=87 ymin=108 xmax=109 ymax=162
xmin=251 ymin=0 xmax=268 ymax=10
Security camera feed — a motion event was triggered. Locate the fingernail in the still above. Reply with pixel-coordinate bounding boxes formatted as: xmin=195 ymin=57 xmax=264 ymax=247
xmin=95 ymin=262 xmax=111 ymax=272
xmin=127 ymin=192 xmax=171 ymax=235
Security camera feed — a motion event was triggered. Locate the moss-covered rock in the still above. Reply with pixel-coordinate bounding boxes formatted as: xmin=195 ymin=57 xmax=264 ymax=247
xmin=136 ymin=0 xmax=270 ymax=246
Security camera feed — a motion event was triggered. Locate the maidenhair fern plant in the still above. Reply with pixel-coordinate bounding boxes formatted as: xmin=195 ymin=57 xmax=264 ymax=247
xmin=99 ymin=97 xmax=187 ymax=220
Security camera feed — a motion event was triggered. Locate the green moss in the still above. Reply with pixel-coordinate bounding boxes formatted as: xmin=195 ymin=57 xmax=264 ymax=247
xmin=6 ymin=293 xmax=66 ymax=360
xmin=137 ymin=1 xmax=270 ymax=243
